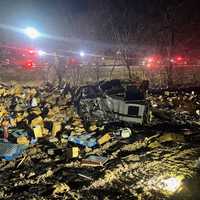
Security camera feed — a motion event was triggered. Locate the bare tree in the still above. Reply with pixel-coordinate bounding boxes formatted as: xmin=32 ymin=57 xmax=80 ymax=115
xmin=85 ymin=0 xmax=157 ymax=80
xmin=154 ymin=0 xmax=199 ymax=87
xmin=56 ymin=0 xmax=200 ymax=87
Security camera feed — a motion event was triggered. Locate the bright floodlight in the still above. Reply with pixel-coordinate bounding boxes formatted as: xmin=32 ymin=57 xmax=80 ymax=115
xmin=80 ymin=51 xmax=85 ymax=57
xmin=38 ymin=50 xmax=46 ymax=56
xmin=24 ymin=27 xmax=40 ymax=39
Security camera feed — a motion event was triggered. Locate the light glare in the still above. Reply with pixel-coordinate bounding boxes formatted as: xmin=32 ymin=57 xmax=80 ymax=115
xmin=38 ymin=50 xmax=46 ymax=56
xmin=80 ymin=51 xmax=85 ymax=57
xmin=161 ymin=177 xmax=182 ymax=193
xmin=24 ymin=27 xmax=40 ymax=39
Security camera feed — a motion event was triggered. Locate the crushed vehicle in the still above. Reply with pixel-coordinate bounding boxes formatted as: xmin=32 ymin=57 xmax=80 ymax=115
xmin=73 ymin=79 xmax=150 ymax=125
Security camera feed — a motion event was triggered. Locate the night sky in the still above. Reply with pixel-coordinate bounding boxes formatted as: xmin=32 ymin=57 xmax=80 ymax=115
xmin=0 ymin=0 xmax=199 ymax=52
xmin=0 ymin=0 xmax=89 ymax=34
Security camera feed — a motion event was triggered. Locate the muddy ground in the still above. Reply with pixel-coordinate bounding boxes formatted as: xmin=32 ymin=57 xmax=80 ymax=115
xmin=0 ymin=126 xmax=199 ymax=200
xmin=0 ymin=75 xmax=199 ymax=199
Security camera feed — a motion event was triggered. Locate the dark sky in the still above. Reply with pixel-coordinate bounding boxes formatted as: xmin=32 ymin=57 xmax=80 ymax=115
xmin=0 ymin=0 xmax=199 ymax=33
xmin=0 ymin=0 xmax=89 ymax=33
xmin=0 ymin=0 xmax=199 ymax=52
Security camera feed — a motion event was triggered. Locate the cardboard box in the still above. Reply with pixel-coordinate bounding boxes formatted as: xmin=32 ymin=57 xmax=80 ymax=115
xmin=98 ymin=133 xmax=111 ymax=145
xmin=67 ymin=147 xmax=80 ymax=158
xmin=52 ymin=122 xmax=62 ymax=136
xmin=31 ymin=116 xmax=44 ymax=128
xmin=33 ymin=126 xmax=43 ymax=138
xmin=17 ymin=136 xmax=29 ymax=145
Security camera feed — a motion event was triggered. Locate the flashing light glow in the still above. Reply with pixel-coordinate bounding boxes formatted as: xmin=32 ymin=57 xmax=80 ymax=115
xmin=170 ymin=59 xmax=174 ymax=63
xmin=148 ymin=57 xmax=154 ymax=62
xmin=68 ymin=58 xmax=78 ymax=65
xmin=38 ymin=50 xmax=46 ymax=56
xmin=80 ymin=51 xmax=85 ymax=57
xmin=147 ymin=63 xmax=152 ymax=68
xmin=24 ymin=27 xmax=40 ymax=39
xmin=25 ymin=61 xmax=33 ymax=68
xmin=176 ymin=56 xmax=183 ymax=61
xmin=28 ymin=49 xmax=34 ymax=54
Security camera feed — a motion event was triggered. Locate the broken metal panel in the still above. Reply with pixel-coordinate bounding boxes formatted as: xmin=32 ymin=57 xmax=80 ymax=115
xmin=118 ymin=115 xmax=144 ymax=124
xmin=75 ymin=79 xmax=149 ymax=125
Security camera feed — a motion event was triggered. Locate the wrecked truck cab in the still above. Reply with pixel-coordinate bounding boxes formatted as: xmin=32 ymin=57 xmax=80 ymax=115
xmin=74 ymin=79 xmax=150 ymax=125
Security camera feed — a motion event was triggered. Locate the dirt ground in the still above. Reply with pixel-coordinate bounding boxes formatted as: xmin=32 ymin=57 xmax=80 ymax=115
xmin=0 ymin=71 xmax=199 ymax=200
xmin=0 ymin=127 xmax=199 ymax=200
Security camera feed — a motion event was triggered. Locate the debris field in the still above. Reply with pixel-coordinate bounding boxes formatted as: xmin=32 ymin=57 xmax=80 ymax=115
xmin=0 ymin=82 xmax=199 ymax=200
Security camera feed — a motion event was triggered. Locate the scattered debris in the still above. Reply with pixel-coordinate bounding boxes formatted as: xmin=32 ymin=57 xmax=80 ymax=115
xmin=113 ymin=128 xmax=132 ymax=138
xmin=66 ymin=147 xmax=80 ymax=158
xmin=82 ymin=155 xmax=109 ymax=166
xmin=0 ymin=82 xmax=199 ymax=199
xmin=53 ymin=183 xmax=70 ymax=196
xmin=98 ymin=133 xmax=111 ymax=145
xmin=74 ymin=79 xmax=150 ymax=125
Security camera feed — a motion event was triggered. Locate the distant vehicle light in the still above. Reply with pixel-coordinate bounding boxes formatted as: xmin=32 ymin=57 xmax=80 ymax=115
xmin=80 ymin=51 xmax=85 ymax=57
xmin=147 ymin=63 xmax=152 ymax=68
xmin=25 ymin=61 xmax=33 ymax=68
xmin=148 ymin=57 xmax=154 ymax=62
xmin=176 ymin=56 xmax=183 ymax=61
xmin=170 ymin=59 xmax=174 ymax=63
xmin=68 ymin=58 xmax=79 ymax=65
xmin=28 ymin=50 xmax=34 ymax=54
xmin=38 ymin=50 xmax=46 ymax=56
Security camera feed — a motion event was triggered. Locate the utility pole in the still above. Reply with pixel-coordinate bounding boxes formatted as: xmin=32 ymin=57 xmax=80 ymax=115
xmin=167 ymin=29 xmax=174 ymax=88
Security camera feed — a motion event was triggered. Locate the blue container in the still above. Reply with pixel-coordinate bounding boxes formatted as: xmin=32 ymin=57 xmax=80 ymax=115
xmin=68 ymin=134 xmax=97 ymax=148
xmin=0 ymin=141 xmax=28 ymax=160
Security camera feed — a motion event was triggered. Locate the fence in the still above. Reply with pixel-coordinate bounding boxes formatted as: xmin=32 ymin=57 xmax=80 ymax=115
xmin=0 ymin=64 xmax=200 ymax=87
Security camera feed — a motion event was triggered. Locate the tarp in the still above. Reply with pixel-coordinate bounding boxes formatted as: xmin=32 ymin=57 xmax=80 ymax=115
xmin=0 ymin=140 xmax=28 ymax=160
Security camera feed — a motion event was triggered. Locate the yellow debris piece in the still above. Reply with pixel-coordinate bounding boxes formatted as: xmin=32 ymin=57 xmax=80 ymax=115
xmin=31 ymin=116 xmax=44 ymax=128
xmin=52 ymin=122 xmax=62 ymax=136
xmin=98 ymin=133 xmax=111 ymax=145
xmin=52 ymin=106 xmax=60 ymax=114
xmin=89 ymin=124 xmax=97 ymax=132
xmin=0 ymin=88 xmax=5 ymax=96
xmin=71 ymin=147 xmax=80 ymax=158
xmin=17 ymin=136 xmax=29 ymax=145
xmin=30 ymin=88 xmax=37 ymax=96
xmin=23 ymin=111 xmax=29 ymax=118
xmin=148 ymin=141 xmax=162 ymax=149
xmin=43 ymin=128 xmax=49 ymax=136
xmin=53 ymin=183 xmax=70 ymax=196
xmin=33 ymin=125 xmax=43 ymax=138
xmin=159 ymin=133 xmax=185 ymax=143
xmin=66 ymin=147 xmax=80 ymax=158
xmin=32 ymin=107 xmax=42 ymax=115
xmin=61 ymin=138 xmax=68 ymax=144
xmin=0 ymin=106 xmax=7 ymax=117
xmin=16 ymin=114 xmax=24 ymax=123
xmin=47 ymin=109 xmax=54 ymax=118
xmin=14 ymin=85 xmax=23 ymax=96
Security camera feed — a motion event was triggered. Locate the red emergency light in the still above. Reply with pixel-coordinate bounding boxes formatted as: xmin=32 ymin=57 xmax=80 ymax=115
xmin=27 ymin=49 xmax=36 ymax=56
xmin=148 ymin=57 xmax=154 ymax=63
xmin=68 ymin=57 xmax=79 ymax=65
xmin=146 ymin=55 xmax=161 ymax=68
xmin=28 ymin=50 xmax=34 ymax=54
xmin=24 ymin=60 xmax=33 ymax=69
xmin=176 ymin=56 xmax=183 ymax=61
xmin=173 ymin=55 xmax=188 ymax=65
